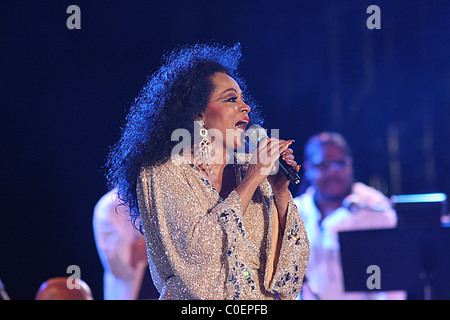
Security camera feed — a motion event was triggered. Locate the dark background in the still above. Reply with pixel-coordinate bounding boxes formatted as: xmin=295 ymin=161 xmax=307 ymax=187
xmin=1 ymin=0 xmax=449 ymax=300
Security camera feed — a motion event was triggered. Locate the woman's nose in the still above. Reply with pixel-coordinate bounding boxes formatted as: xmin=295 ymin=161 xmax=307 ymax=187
xmin=240 ymin=101 xmax=251 ymax=114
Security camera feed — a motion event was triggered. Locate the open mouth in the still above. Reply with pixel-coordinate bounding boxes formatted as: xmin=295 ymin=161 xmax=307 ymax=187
xmin=234 ymin=117 xmax=249 ymax=132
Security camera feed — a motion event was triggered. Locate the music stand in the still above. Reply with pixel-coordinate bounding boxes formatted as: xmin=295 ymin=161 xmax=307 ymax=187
xmin=391 ymin=193 xmax=447 ymax=229
xmin=339 ymin=227 xmax=450 ymax=299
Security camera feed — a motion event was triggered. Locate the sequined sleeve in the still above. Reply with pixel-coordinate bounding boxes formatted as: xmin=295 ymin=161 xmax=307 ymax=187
xmin=266 ymin=197 xmax=310 ymax=299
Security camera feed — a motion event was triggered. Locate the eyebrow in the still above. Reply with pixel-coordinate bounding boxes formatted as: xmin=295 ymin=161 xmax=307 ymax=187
xmin=221 ymin=88 xmax=238 ymax=94
xmin=214 ymin=88 xmax=242 ymax=100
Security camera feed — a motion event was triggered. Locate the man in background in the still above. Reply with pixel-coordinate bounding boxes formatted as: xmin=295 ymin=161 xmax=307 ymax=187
xmin=294 ymin=132 xmax=405 ymax=299
xmin=93 ymin=189 xmax=157 ymax=299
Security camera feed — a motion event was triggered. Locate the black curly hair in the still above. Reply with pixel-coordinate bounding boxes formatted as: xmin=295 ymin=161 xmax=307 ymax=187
xmin=106 ymin=43 xmax=264 ymax=228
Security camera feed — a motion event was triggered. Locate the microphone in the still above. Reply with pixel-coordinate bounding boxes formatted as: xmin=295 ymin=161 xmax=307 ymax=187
xmin=246 ymin=125 xmax=301 ymax=185
xmin=342 ymin=194 xmax=385 ymax=212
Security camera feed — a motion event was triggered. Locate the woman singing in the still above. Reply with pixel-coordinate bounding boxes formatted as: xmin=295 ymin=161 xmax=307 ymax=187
xmin=106 ymin=43 xmax=309 ymax=299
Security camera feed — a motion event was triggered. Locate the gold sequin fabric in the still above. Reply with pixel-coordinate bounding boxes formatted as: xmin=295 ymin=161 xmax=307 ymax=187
xmin=137 ymin=153 xmax=309 ymax=300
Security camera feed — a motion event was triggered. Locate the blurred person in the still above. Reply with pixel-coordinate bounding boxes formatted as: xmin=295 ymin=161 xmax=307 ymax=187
xmin=93 ymin=188 xmax=156 ymax=299
xmin=35 ymin=277 xmax=93 ymax=300
xmin=294 ymin=131 xmax=405 ymax=300
xmin=105 ymin=43 xmax=309 ymax=299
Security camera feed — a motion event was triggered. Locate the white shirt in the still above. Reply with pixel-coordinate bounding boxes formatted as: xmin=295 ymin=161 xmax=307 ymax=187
xmin=294 ymin=182 xmax=405 ymax=300
xmin=93 ymin=189 xmax=148 ymax=300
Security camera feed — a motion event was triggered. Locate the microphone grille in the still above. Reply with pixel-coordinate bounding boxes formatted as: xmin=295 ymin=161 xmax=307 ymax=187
xmin=245 ymin=124 xmax=268 ymax=145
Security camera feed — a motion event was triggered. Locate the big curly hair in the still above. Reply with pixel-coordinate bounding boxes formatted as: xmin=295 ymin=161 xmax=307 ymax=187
xmin=106 ymin=43 xmax=264 ymax=227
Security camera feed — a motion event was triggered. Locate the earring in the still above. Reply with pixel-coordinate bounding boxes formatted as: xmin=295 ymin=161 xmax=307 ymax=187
xmin=195 ymin=119 xmax=216 ymax=174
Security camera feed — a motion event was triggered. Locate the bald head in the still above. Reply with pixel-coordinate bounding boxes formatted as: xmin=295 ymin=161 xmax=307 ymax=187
xmin=35 ymin=277 xmax=93 ymax=300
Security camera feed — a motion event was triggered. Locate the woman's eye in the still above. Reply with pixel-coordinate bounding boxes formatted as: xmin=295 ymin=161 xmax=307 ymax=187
xmin=225 ymin=97 xmax=238 ymax=103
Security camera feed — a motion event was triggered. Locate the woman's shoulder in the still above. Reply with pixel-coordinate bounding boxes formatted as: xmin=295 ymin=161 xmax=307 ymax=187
xmin=139 ymin=154 xmax=193 ymax=178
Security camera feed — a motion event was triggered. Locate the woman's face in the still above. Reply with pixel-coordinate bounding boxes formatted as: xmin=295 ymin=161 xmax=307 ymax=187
xmin=202 ymin=72 xmax=251 ymax=153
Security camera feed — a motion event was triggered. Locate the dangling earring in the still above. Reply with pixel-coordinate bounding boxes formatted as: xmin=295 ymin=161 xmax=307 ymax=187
xmin=195 ymin=119 xmax=216 ymax=174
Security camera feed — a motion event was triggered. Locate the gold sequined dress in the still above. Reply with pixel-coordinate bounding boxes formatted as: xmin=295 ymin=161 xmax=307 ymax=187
xmin=137 ymin=153 xmax=309 ymax=300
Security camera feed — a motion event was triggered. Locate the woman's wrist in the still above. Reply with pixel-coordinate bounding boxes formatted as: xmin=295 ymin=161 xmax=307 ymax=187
xmin=273 ymin=191 xmax=291 ymax=233
xmin=235 ymin=175 xmax=260 ymax=215
xmin=273 ymin=189 xmax=291 ymax=202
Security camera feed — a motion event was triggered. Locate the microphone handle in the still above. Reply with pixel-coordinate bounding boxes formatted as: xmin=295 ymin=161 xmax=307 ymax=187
xmin=278 ymin=157 xmax=301 ymax=185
